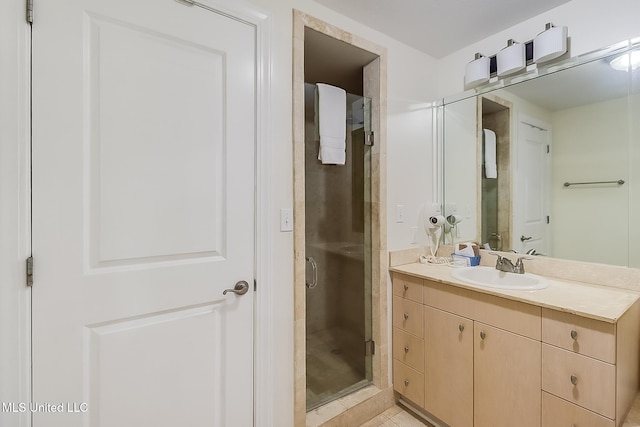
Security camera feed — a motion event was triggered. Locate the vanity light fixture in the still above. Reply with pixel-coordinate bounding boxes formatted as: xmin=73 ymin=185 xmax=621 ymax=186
xmin=464 ymin=53 xmax=490 ymax=88
xmin=609 ymin=50 xmax=640 ymax=71
xmin=497 ymin=39 xmax=525 ymax=77
xmin=533 ymin=23 xmax=568 ymax=63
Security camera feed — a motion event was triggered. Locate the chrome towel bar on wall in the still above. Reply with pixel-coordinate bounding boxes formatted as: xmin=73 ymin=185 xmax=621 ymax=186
xmin=563 ymin=179 xmax=625 ymax=187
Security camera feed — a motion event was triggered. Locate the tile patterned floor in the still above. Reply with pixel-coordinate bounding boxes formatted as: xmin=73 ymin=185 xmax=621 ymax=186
xmin=359 ymin=405 xmax=433 ymax=427
xmin=306 ymin=327 xmax=367 ymax=410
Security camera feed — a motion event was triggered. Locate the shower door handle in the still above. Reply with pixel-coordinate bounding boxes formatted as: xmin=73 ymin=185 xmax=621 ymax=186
xmin=306 ymin=256 xmax=318 ymax=289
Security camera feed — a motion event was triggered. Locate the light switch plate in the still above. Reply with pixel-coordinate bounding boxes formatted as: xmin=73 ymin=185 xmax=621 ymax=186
xmin=280 ymin=208 xmax=293 ymax=232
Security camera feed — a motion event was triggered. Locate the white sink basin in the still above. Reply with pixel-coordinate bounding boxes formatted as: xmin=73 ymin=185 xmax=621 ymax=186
xmin=450 ymin=266 xmax=549 ymax=291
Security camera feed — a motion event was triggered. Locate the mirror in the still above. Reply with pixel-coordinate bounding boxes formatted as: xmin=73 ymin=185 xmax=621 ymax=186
xmin=438 ymin=38 xmax=640 ymax=268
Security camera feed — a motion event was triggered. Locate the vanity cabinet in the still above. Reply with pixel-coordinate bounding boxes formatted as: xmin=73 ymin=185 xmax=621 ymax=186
xmin=391 ymin=271 xmax=640 ymax=427
xmin=422 ymin=276 xmax=541 ymax=427
xmin=541 ymin=306 xmax=640 ymax=427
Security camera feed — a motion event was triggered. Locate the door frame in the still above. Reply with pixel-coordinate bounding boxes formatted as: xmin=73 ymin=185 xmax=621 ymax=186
xmin=292 ymin=10 xmax=390 ymax=425
xmin=2 ymin=0 xmax=275 ymax=425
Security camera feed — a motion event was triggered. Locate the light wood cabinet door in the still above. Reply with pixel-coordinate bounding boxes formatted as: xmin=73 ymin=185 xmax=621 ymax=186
xmin=474 ymin=323 xmax=541 ymax=427
xmin=424 ymin=306 xmax=473 ymax=427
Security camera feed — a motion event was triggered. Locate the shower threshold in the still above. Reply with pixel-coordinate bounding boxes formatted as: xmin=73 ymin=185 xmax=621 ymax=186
xmin=306 ymin=378 xmax=372 ymax=412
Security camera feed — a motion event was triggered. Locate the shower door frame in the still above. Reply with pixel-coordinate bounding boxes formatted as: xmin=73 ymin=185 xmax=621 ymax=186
xmin=292 ymin=9 xmax=389 ymax=425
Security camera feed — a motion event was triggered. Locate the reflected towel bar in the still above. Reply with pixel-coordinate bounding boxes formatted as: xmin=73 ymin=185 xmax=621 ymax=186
xmin=563 ymin=179 xmax=625 ymax=187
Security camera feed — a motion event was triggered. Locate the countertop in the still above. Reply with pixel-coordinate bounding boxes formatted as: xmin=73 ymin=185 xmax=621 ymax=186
xmin=390 ymin=262 xmax=640 ymax=323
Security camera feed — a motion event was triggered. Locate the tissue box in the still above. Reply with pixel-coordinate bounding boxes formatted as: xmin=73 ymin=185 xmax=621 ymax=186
xmin=451 ymin=253 xmax=481 ymax=267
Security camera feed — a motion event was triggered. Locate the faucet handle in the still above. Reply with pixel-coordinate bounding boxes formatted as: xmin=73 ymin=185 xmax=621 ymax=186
xmin=514 ymin=256 xmax=532 ymax=273
xmin=488 ymin=252 xmax=506 ymax=269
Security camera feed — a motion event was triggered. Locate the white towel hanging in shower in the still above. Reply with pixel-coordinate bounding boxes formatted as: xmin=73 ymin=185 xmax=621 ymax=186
xmin=484 ymin=129 xmax=497 ymax=179
xmin=315 ymin=83 xmax=346 ymax=165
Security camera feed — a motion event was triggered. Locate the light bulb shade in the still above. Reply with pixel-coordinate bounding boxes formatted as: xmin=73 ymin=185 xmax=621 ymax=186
xmin=609 ymin=51 xmax=640 ymax=71
xmin=497 ymin=42 xmax=525 ymax=77
xmin=534 ymin=26 xmax=568 ymax=63
xmin=464 ymin=55 xmax=490 ymax=88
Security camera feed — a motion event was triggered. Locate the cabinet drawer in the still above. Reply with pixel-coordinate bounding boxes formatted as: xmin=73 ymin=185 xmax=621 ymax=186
xmin=392 ymin=327 xmax=424 ymax=372
xmin=542 ymin=308 xmax=615 ymax=363
xmin=393 ymin=360 xmax=424 ymax=407
xmin=392 ymin=273 xmax=423 ymax=303
xmin=393 ymin=296 xmax=424 ymax=338
xmin=542 ymin=392 xmax=614 ymax=427
xmin=542 ymin=344 xmax=615 ymax=418
xmin=423 ymin=279 xmax=541 ymax=340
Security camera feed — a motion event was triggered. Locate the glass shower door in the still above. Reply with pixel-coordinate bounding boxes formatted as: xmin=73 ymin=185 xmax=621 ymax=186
xmin=304 ymin=83 xmax=373 ymax=411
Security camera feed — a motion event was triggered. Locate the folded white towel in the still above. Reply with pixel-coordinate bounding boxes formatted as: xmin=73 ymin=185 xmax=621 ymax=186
xmin=316 ymin=83 xmax=346 ymax=165
xmin=484 ymin=129 xmax=497 ymax=179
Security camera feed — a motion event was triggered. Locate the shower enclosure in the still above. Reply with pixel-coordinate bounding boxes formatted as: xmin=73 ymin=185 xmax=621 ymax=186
xmin=304 ymin=83 xmax=373 ymax=410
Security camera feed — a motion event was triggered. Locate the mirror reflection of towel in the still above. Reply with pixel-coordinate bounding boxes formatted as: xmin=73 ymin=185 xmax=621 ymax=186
xmin=315 ymin=83 xmax=346 ymax=165
xmin=484 ymin=129 xmax=497 ymax=179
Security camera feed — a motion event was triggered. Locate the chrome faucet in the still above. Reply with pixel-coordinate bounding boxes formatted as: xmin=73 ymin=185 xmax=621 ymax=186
xmin=489 ymin=252 xmax=530 ymax=274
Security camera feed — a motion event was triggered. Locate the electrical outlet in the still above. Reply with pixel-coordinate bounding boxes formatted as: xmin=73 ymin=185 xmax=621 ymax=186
xmin=410 ymin=226 xmax=418 ymax=244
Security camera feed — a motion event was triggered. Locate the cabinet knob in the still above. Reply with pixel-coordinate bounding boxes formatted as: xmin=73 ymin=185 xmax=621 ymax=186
xmin=404 ymin=380 xmax=409 ymax=387
xmin=404 ymin=346 xmax=409 ymax=354
xmin=458 ymin=324 xmax=465 ymax=333
xmin=570 ymin=375 xmax=578 ymax=386
xmin=403 ymin=313 xmax=409 ymax=320
xmin=403 ymin=284 xmax=409 ymax=291
xmin=570 ymin=330 xmax=578 ymax=340
xmin=480 ymin=331 xmax=486 ymax=340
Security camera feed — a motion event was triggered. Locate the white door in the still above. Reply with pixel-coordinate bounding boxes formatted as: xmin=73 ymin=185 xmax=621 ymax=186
xmin=32 ymin=1 xmax=255 ymax=426
xmin=515 ymin=118 xmax=549 ymax=255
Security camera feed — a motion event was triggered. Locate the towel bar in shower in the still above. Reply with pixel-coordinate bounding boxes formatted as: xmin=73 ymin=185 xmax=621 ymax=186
xmin=563 ymin=179 xmax=625 ymax=187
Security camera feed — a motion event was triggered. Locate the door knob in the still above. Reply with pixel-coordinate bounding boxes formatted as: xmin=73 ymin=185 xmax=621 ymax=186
xmin=520 ymin=235 xmax=533 ymax=242
xmin=223 ymin=280 xmax=249 ymax=296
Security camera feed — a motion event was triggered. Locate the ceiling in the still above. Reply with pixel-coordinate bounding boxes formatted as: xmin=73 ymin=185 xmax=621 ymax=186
xmin=313 ymin=0 xmax=572 ymax=58
xmin=505 ymin=54 xmax=634 ymax=111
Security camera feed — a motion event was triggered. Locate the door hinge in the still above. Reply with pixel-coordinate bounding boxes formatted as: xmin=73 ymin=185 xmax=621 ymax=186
xmin=365 ymin=131 xmax=374 ymax=146
xmin=547 ymin=145 xmax=550 ymax=154
xmin=365 ymin=339 xmax=375 ymax=356
xmin=26 ymin=0 xmax=33 ymax=24
xmin=26 ymin=256 xmax=34 ymax=287
xmin=253 ymin=278 xmax=257 ymax=292
xmin=547 ymin=215 xmax=550 ymax=224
